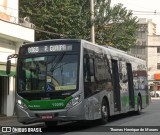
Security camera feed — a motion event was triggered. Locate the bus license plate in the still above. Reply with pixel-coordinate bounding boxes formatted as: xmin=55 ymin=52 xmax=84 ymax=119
xmin=41 ymin=114 xmax=53 ymax=120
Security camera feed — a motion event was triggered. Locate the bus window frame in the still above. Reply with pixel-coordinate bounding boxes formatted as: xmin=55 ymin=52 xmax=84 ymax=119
xmin=16 ymin=51 xmax=81 ymax=99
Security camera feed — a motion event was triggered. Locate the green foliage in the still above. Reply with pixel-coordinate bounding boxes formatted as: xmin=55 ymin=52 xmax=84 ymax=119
xmin=19 ymin=1 xmax=138 ymax=51
xmin=20 ymin=0 xmax=91 ymax=40
xmin=95 ymin=4 xmax=138 ymax=51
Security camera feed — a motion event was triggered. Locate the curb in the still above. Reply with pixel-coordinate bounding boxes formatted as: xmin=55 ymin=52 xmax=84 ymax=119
xmin=0 ymin=116 xmax=16 ymax=121
xmin=151 ymin=97 xmax=160 ymax=100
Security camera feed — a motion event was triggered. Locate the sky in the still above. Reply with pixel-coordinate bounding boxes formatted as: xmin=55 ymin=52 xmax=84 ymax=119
xmin=111 ymin=0 xmax=160 ymax=34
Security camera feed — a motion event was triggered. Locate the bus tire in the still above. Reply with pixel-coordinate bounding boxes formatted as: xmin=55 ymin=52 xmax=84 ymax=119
xmin=136 ymin=96 xmax=142 ymax=115
xmin=45 ymin=121 xmax=58 ymax=127
xmin=99 ymin=99 xmax=109 ymax=125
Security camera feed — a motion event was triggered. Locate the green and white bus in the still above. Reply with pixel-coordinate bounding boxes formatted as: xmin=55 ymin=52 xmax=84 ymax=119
xmin=6 ymin=39 xmax=149 ymax=126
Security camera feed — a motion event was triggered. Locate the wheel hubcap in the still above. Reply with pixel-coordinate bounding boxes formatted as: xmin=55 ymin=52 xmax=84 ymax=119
xmin=102 ymin=105 xmax=107 ymax=117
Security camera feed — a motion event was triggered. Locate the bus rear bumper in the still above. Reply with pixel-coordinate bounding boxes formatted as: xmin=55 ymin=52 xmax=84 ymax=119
xmin=16 ymin=102 xmax=84 ymax=124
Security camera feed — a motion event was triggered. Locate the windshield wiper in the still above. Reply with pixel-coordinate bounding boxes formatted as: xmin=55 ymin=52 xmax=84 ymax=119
xmin=50 ymin=52 xmax=65 ymax=72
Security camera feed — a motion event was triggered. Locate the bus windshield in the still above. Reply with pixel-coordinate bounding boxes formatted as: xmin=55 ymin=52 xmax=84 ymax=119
xmin=18 ymin=53 xmax=79 ymax=93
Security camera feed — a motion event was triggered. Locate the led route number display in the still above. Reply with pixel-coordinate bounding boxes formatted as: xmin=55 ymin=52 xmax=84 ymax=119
xmin=27 ymin=44 xmax=73 ymax=54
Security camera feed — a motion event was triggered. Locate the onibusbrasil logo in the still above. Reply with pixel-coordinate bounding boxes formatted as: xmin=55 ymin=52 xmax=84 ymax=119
xmin=1 ymin=127 xmax=42 ymax=133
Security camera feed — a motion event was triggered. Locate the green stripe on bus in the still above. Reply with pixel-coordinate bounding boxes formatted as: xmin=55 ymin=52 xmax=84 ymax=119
xmin=134 ymin=96 xmax=138 ymax=105
xmin=122 ymin=96 xmax=129 ymax=107
xmin=142 ymin=95 xmax=146 ymax=105
xmin=22 ymin=96 xmax=73 ymax=110
xmin=122 ymin=95 xmax=140 ymax=107
xmin=134 ymin=95 xmax=146 ymax=105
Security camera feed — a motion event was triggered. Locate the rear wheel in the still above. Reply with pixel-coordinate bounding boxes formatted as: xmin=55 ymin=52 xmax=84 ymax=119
xmin=45 ymin=121 xmax=58 ymax=127
xmin=136 ymin=96 xmax=142 ymax=115
xmin=99 ymin=99 xmax=109 ymax=125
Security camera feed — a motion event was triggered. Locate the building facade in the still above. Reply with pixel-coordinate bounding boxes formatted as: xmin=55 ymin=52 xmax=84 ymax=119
xmin=0 ymin=0 xmax=35 ymax=116
xmin=128 ymin=18 xmax=160 ymax=94
xmin=147 ymin=36 xmax=160 ymax=92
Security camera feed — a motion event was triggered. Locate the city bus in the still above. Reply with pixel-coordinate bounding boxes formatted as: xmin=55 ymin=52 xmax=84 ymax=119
xmin=6 ymin=39 xmax=149 ymax=126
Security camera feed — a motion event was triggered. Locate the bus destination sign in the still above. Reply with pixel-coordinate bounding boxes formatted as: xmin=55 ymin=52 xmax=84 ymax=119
xmin=27 ymin=44 xmax=72 ymax=54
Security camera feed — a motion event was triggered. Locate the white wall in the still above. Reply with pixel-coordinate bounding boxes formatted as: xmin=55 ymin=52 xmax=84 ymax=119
xmin=0 ymin=20 xmax=35 ymax=42
xmin=6 ymin=77 xmax=15 ymax=116
xmin=148 ymin=36 xmax=160 ymax=81
xmin=0 ymin=19 xmax=34 ymax=116
xmin=0 ymin=0 xmax=19 ymax=23
xmin=0 ymin=38 xmax=16 ymax=63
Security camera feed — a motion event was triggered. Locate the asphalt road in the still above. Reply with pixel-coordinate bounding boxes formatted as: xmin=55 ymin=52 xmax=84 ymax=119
xmin=1 ymin=99 xmax=160 ymax=135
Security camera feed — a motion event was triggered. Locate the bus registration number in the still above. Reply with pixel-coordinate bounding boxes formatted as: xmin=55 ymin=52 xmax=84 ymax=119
xmin=41 ymin=114 xmax=53 ymax=120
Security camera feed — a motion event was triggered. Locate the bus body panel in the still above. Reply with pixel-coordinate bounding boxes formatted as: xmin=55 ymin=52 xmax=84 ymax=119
xmin=82 ymin=40 xmax=148 ymax=117
xmin=13 ymin=39 xmax=149 ymax=124
xmin=16 ymin=93 xmax=85 ymax=124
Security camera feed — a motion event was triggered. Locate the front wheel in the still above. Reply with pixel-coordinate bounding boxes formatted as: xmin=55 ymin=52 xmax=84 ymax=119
xmin=99 ymin=99 xmax=109 ymax=125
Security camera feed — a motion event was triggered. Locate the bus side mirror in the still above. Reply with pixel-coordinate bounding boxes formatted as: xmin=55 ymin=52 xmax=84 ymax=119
xmin=6 ymin=60 xmax=11 ymax=75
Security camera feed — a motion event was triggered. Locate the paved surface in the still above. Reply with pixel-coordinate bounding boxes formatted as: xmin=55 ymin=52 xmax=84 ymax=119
xmin=0 ymin=97 xmax=157 ymax=127
xmin=0 ymin=98 xmax=160 ymax=135
xmin=0 ymin=116 xmax=44 ymax=127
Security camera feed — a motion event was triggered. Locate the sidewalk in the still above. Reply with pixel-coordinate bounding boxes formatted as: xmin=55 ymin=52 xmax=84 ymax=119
xmin=0 ymin=116 xmax=44 ymax=127
xmin=151 ymin=97 xmax=160 ymax=100
xmin=0 ymin=116 xmax=23 ymax=127
xmin=0 ymin=116 xmax=16 ymax=121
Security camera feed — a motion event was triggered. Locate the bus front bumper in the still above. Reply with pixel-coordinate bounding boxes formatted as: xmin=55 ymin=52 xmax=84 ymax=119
xmin=16 ymin=102 xmax=84 ymax=124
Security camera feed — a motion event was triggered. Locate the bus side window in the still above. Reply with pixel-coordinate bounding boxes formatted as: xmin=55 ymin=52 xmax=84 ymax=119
xmin=89 ymin=58 xmax=94 ymax=76
xmin=83 ymin=50 xmax=96 ymax=98
xmin=84 ymin=54 xmax=95 ymax=82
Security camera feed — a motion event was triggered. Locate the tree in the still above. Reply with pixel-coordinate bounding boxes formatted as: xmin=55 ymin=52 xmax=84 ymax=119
xmin=19 ymin=0 xmax=91 ymax=40
xmin=19 ymin=1 xmax=137 ymax=51
xmin=95 ymin=4 xmax=138 ymax=51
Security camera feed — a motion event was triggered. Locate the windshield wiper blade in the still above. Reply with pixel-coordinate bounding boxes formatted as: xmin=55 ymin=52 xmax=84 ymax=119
xmin=50 ymin=52 xmax=65 ymax=72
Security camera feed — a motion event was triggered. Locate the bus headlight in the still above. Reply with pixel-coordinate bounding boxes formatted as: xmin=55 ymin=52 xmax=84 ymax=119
xmin=17 ymin=99 xmax=27 ymax=109
xmin=66 ymin=95 xmax=81 ymax=107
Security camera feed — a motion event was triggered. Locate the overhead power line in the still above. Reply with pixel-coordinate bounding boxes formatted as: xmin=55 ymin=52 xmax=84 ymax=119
xmin=133 ymin=45 xmax=160 ymax=47
xmin=132 ymin=10 xmax=158 ymax=13
xmin=131 ymin=10 xmax=160 ymax=15
xmin=34 ymin=28 xmax=65 ymax=37
xmin=34 ymin=27 xmax=80 ymax=38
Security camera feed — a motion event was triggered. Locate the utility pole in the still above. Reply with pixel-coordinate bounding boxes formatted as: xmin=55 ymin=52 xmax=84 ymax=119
xmin=90 ymin=0 xmax=95 ymax=44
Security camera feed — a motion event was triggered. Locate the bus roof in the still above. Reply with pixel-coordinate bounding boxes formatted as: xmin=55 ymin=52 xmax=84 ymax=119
xmin=81 ymin=39 xmax=146 ymax=65
xmin=22 ymin=39 xmax=81 ymax=47
xmin=22 ymin=39 xmax=146 ymax=64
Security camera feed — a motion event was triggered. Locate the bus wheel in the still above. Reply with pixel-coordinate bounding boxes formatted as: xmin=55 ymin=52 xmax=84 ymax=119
xmin=136 ymin=96 xmax=142 ymax=115
xmin=45 ymin=121 xmax=58 ymax=127
xmin=100 ymin=99 xmax=109 ymax=125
